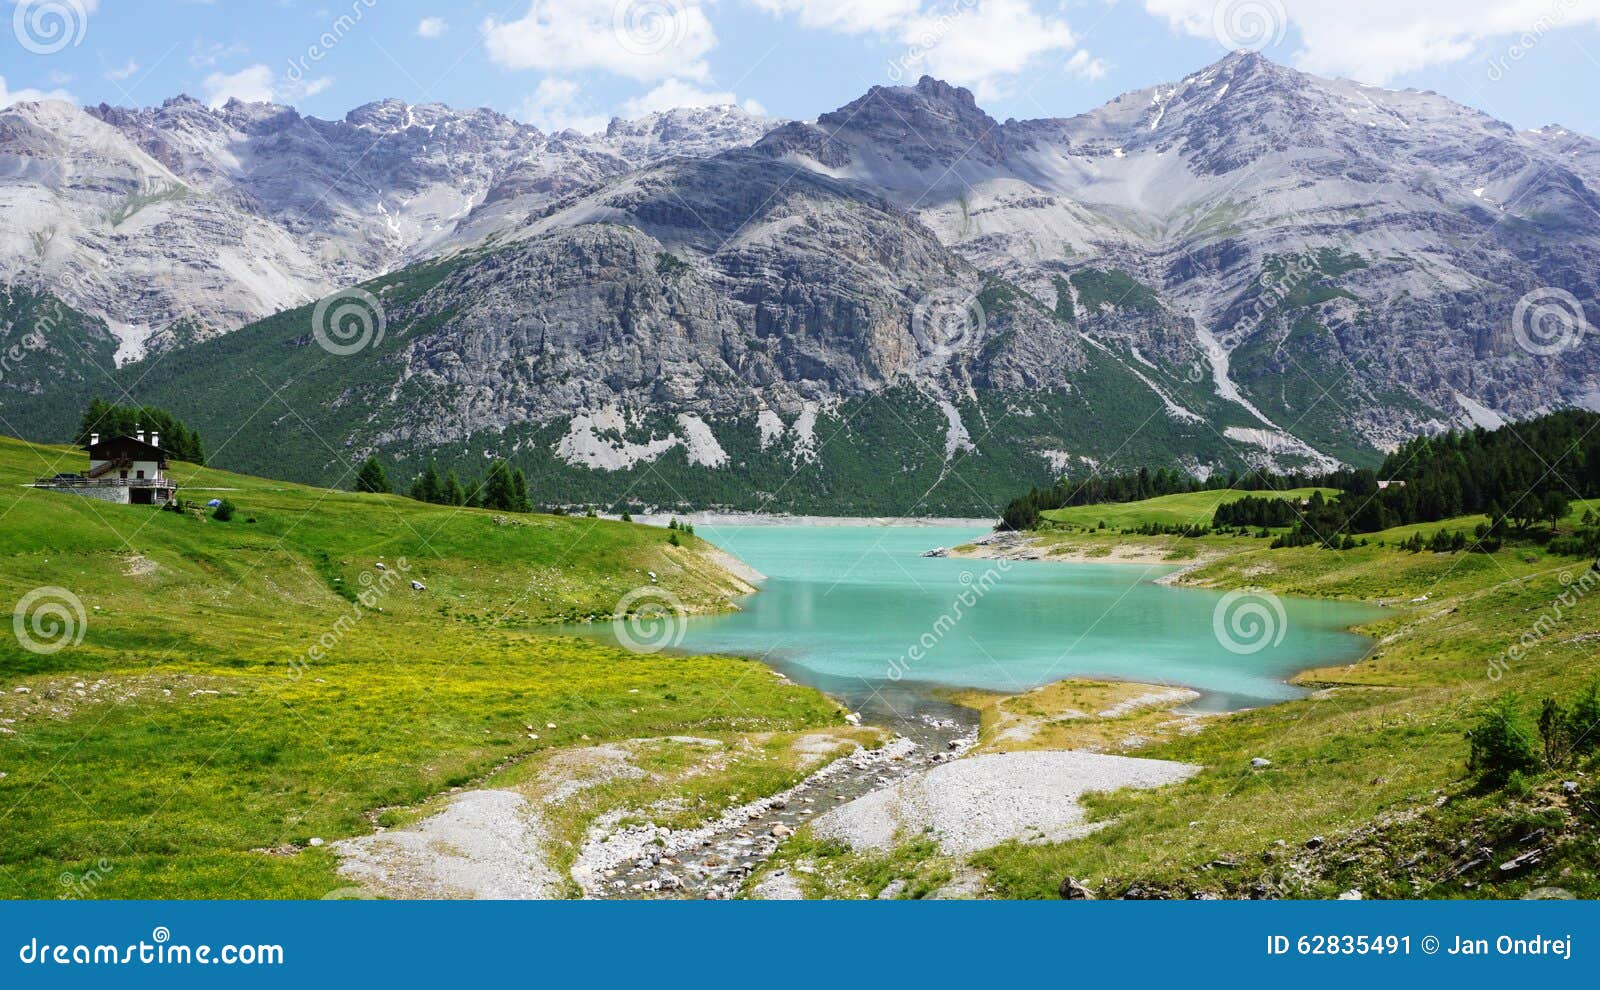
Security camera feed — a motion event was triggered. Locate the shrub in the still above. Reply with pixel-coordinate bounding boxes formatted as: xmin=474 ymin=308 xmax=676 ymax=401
xmin=1567 ymin=679 xmax=1600 ymax=756
xmin=1467 ymin=696 xmax=1541 ymax=786
xmin=212 ymin=499 xmax=236 ymax=522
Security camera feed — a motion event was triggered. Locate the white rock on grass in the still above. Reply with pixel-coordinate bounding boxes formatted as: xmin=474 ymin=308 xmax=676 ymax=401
xmin=333 ymin=790 xmax=561 ymax=899
xmin=813 ymin=750 xmax=1200 ymax=856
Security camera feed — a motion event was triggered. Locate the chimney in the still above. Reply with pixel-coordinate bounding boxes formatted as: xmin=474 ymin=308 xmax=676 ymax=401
xmin=89 ymin=433 xmax=99 ymax=446
xmin=150 ymin=432 xmax=160 ymax=448
xmin=136 ymin=426 xmax=145 ymax=443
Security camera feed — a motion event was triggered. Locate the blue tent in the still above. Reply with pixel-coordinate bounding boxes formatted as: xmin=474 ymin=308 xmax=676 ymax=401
xmin=206 ymin=498 xmax=222 ymax=507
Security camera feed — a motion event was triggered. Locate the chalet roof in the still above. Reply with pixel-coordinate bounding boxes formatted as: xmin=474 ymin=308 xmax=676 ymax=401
xmin=85 ymin=435 xmax=170 ymax=461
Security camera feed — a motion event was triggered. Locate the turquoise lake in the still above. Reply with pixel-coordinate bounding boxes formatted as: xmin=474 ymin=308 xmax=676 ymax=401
xmin=604 ymin=525 xmax=1385 ymax=712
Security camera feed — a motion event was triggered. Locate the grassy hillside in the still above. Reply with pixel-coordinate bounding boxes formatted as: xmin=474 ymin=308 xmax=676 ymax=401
xmin=964 ymin=507 xmax=1600 ymax=898
xmin=0 ymin=435 xmax=846 ymax=898
xmin=1039 ymin=487 xmax=1335 ymax=531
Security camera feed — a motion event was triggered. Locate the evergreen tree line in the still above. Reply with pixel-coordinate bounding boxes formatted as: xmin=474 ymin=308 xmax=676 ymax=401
xmin=74 ymin=398 xmax=206 ymax=463
xmin=1002 ymin=412 xmax=1600 ymax=550
xmin=1000 ymin=463 xmax=1375 ymax=531
xmin=354 ymin=457 xmax=533 ymax=513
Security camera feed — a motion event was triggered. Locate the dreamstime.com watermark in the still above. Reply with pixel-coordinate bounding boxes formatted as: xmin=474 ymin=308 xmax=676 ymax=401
xmin=1211 ymin=0 xmax=1286 ymax=53
xmin=1488 ymin=565 xmax=1600 ymax=681
xmin=58 ymin=859 xmax=113 ymax=900
xmin=911 ymin=286 xmax=986 ymax=356
xmin=887 ymin=560 xmax=1013 ymax=681
xmin=0 ymin=278 xmax=86 ymax=387
xmin=612 ymin=0 xmax=688 ymax=56
xmin=1510 ymin=286 xmax=1590 ymax=356
xmin=285 ymin=0 xmax=378 ymax=86
xmin=312 ymin=287 xmax=387 ymax=356
xmin=17 ymin=928 xmax=283 ymax=967
xmin=1486 ymin=0 xmax=1579 ymax=82
xmin=289 ymin=559 xmax=410 ymax=679
xmin=886 ymin=0 xmax=978 ymax=82
xmin=612 ymin=586 xmax=687 ymax=654
xmin=12 ymin=586 xmax=87 ymax=656
xmin=12 ymin=0 xmax=89 ymax=55
xmin=1212 ymin=587 xmax=1288 ymax=655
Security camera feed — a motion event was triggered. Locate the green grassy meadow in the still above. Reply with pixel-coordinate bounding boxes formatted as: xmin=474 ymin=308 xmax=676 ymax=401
xmin=971 ymin=494 xmax=1600 ymax=898
xmin=1039 ymin=487 xmax=1335 ymax=531
xmin=0 ymin=436 xmax=844 ymax=898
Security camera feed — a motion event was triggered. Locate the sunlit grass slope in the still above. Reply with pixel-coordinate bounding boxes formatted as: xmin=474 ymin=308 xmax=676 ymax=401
xmin=0 ymin=436 xmax=841 ymax=898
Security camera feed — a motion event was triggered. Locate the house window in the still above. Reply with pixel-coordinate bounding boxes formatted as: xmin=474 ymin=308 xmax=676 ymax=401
xmin=136 ymin=470 xmax=145 ymax=480
xmin=119 ymin=471 xmax=128 ymax=479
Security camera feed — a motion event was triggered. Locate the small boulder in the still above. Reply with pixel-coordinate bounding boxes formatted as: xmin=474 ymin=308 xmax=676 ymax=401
xmin=1059 ymin=876 xmax=1095 ymax=900
xmin=1337 ymin=889 xmax=1362 ymax=900
xmin=1250 ymin=757 xmax=1272 ymax=768
xmin=771 ymin=824 xmax=793 ymax=838
xmin=1305 ymin=835 xmax=1325 ymax=850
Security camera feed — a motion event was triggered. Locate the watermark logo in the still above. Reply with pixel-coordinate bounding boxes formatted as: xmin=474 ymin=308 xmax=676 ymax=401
xmin=1489 ymin=566 xmax=1599 ymax=681
xmin=912 ymin=287 xmax=985 ymax=354
xmin=311 ymin=288 xmax=386 ymax=356
xmin=1487 ymin=0 xmax=1578 ymax=82
xmin=888 ymin=560 xmax=1012 ymax=681
xmin=1211 ymin=587 xmax=1287 ymax=655
xmin=12 ymin=0 xmax=89 ymax=56
xmin=1510 ymin=287 xmax=1588 ymax=356
xmin=285 ymin=0 xmax=378 ymax=85
xmin=13 ymin=586 xmax=86 ymax=655
xmin=58 ymin=859 xmax=113 ymax=900
xmin=611 ymin=586 xmax=686 ymax=654
xmin=291 ymin=559 xmax=410 ymax=679
xmin=887 ymin=0 xmax=978 ymax=82
xmin=612 ymin=0 xmax=686 ymax=56
xmin=1211 ymin=0 xmax=1286 ymax=53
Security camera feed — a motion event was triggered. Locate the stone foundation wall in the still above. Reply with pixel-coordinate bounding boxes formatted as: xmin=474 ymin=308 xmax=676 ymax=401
xmin=59 ymin=486 xmax=130 ymax=504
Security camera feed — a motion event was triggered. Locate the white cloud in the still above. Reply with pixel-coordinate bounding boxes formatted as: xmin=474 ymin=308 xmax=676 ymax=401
xmin=202 ymin=64 xmax=276 ymax=106
xmin=1065 ymin=49 xmax=1109 ymax=81
xmin=752 ymin=0 xmax=1087 ymax=101
xmin=189 ymin=40 xmax=249 ymax=70
xmin=417 ymin=16 xmax=448 ymax=38
xmin=1144 ymin=0 xmax=1600 ymax=84
xmin=748 ymin=0 xmax=919 ymax=33
xmin=484 ymin=0 xmax=718 ymax=82
xmin=198 ymin=63 xmax=331 ymax=107
xmin=520 ymin=78 xmax=610 ymax=134
xmin=290 ymin=76 xmax=335 ymax=99
xmin=0 ymin=75 xmax=75 ymax=108
xmin=620 ymin=78 xmax=766 ymax=117
xmin=104 ymin=60 xmax=140 ymax=82
xmin=896 ymin=0 xmax=1079 ymax=101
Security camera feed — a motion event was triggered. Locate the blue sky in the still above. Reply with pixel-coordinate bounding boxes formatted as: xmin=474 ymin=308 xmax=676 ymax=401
xmin=5 ymin=1 xmax=1600 ymax=136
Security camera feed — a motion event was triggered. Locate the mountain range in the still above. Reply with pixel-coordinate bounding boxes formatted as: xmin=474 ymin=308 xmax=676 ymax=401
xmin=2 ymin=52 xmax=1597 ymax=515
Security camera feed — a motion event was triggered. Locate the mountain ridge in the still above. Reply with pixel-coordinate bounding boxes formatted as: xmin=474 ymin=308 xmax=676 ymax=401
xmin=3 ymin=53 xmax=1598 ymax=512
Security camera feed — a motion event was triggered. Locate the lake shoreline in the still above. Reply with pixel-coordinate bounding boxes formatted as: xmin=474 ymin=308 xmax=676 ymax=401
xmin=631 ymin=512 xmax=997 ymax=529
xmin=947 ymin=528 xmax=1223 ymax=577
